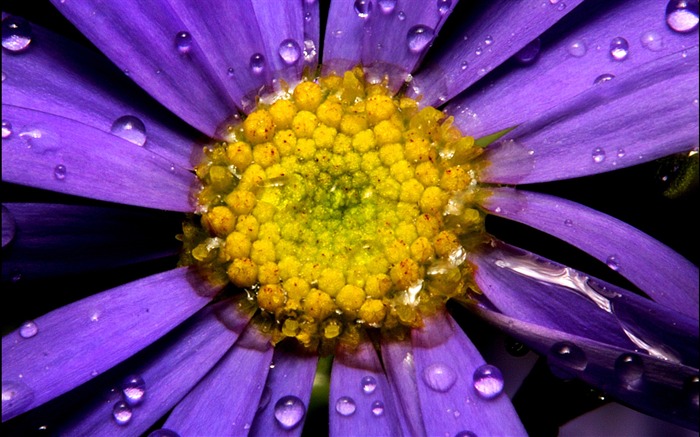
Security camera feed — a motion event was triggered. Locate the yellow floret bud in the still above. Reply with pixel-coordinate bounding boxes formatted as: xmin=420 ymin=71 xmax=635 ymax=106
xmin=366 ymin=95 xmax=396 ymax=125
xmin=224 ymin=231 xmax=252 ymax=260
xmin=228 ymin=258 xmax=258 ymax=288
xmin=386 ymin=239 xmax=410 ymax=265
xmin=379 ymin=143 xmax=404 ymax=166
xmin=243 ymin=109 xmax=276 ymax=144
xmin=205 ymin=206 xmax=236 ymax=236
xmin=238 ymin=164 xmax=266 ymax=191
xmin=258 ymin=262 xmax=280 ymax=284
xmin=278 ymin=256 xmax=301 ymax=280
xmin=336 ymin=284 xmax=366 ymax=315
xmin=273 ymin=130 xmax=297 ymax=157
xmin=405 ymin=136 xmax=434 ymax=163
xmin=390 ymin=258 xmax=421 ymax=290
xmin=226 ymin=142 xmax=254 ymax=171
xmin=252 ymin=143 xmax=280 ymax=168
xmin=441 ymin=166 xmax=471 ymax=191
xmin=374 ymin=120 xmax=403 ymax=145
xmin=415 ymin=161 xmax=440 ymax=187
xmin=252 ymin=201 xmax=276 ymax=224
xmin=318 ymin=268 xmax=346 ymax=296
xmin=410 ymin=237 xmax=435 ymax=263
xmin=313 ymin=124 xmax=337 ymax=149
xmin=284 ymin=277 xmax=311 ymax=300
xmin=295 ymin=138 xmax=316 ymax=160
xmin=294 ymin=81 xmax=323 ymax=111
xmin=365 ymin=274 xmax=393 ymax=298
xmin=225 ymin=190 xmax=257 ymax=215
xmin=292 ymin=111 xmax=318 ymax=138
xmin=269 ymin=99 xmax=297 ymax=129
xmin=332 ymin=133 xmax=352 ymax=155
xmin=303 ymin=290 xmax=336 ymax=320
xmin=317 ymin=100 xmax=343 ymax=128
xmin=251 ymin=239 xmax=276 ymax=264
xmin=415 ymin=214 xmax=442 ymax=238
xmin=340 ymin=113 xmax=368 ymax=136
xmin=235 ymin=214 xmax=259 ymax=239
xmin=351 ymin=129 xmax=376 ymax=153
xmin=208 ymin=166 xmax=234 ymax=191
xmin=400 ymin=178 xmax=425 ymax=203
xmin=257 ymin=284 xmax=286 ymax=312
xmin=390 ymin=160 xmax=414 ymax=182
xmin=420 ymin=186 xmax=448 ymax=215
xmin=434 ymin=231 xmax=461 ymax=258
xmin=358 ymin=299 xmax=386 ymax=325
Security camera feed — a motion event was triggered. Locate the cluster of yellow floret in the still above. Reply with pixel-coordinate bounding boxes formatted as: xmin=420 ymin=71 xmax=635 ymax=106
xmin=182 ymin=67 xmax=486 ymax=351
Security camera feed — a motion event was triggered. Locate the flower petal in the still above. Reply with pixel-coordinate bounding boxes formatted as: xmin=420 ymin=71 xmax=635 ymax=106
xmin=163 ymin=324 xmax=273 ymax=435
xmin=323 ymin=0 xmax=369 ymax=74
xmin=249 ymin=346 xmax=318 ymax=437
xmin=2 ymin=22 xmax=199 ymax=169
xmin=481 ymin=188 xmax=699 ymax=317
xmin=1 ymin=105 xmax=197 ymax=212
xmin=49 ymin=0 xmax=238 ymax=137
xmin=329 ymin=341 xmax=402 ymax=436
xmin=1 ymin=204 xmax=16 ymax=248
xmin=477 ymin=45 xmax=698 ymax=184
xmin=302 ymin=0 xmax=321 ymax=73
xmin=447 ymin=0 xmax=699 ymax=139
xmin=415 ymin=0 xmax=584 ymax=106
xmin=411 ymin=311 xmax=526 ymax=436
xmin=1 ymin=267 xmax=214 ymax=421
xmin=2 ymin=203 xmax=180 ymax=281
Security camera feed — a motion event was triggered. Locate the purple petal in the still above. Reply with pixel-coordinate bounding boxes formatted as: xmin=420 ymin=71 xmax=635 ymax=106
xmin=163 ymin=325 xmax=273 ymax=436
xmin=415 ymin=0 xmax=584 ymax=106
xmin=1 ymin=267 xmax=214 ymax=421
xmin=478 ymin=45 xmax=698 ymax=184
xmin=329 ymin=341 xmax=402 ymax=436
xmin=49 ymin=0 xmax=238 ymax=137
xmin=481 ymin=188 xmax=699 ymax=317
xmin=473 ymin=304 xmax=700 ymax=431
xmin=55 ymin=299 xmax=251 ymax=435
xmin=2 ymin=204 xmax=16 ymax=248
xmin=469 ymin=240 xmax=699 ymax=366
xmin=323 ymin=0 xmax=366 ymax=75
xmin=447 ymin=0 xmax=700 ymax=139
xmin=411 ymin=311 xmax=526 ymax=436
xmin=302 ymin=0 xmax=320 ymax=73
xmin=2 ymin=22 xmax=199 ymax=169
xmin=249 ymin=347 xmax=318 ymax=437
xmin=2 ymin=203 xmax=180 ymax=281
xmin=2 ymin=105 xmax=197 ymax=212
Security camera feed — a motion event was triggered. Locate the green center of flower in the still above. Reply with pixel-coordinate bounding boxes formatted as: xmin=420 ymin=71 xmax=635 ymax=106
xmin=180 ymin=67 xmax=488 ymax=352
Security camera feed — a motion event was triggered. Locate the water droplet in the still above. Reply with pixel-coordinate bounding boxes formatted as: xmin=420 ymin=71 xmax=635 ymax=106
xmin=121 ymin=374 xmax=146 ymax=406
xmin=371 ymin=400 xmax=385 ymax=416
xmin=484 ymin=35 xmax=494 ymax=45
xmin=438 ymin=0 xmax=452 ymax=15
xmin=407 ymin=25 xmax=434 ymax=53
xmin=174 ymin=31 xmax=192 ymax=55
xmin=515 ymin=38 xmax=541 ymax=64
xmin=567 ymin=40 xmax=587 ymax=57
xmin=227 ymin=67 xmax=235 ymax=77
xmin=475 ymin=47 xmax=483 ymax=56
xmin=354 ymin=0 xmax=373 ymax=18
xmin=460 ymin=61 xmax=468 ymax=71
xmin=278 ymin=39 xmax=301 ymax=65
xmin=564 ymin=219 xmax=574 ymax=227
xmin=640 ymin=31 xmax=664 ymax=52
xmin=616 ymin=148 xmax=626 ymax=158
xmin=609 ymin=37 xmax=629 ymax=61
xmin=422 ymin=363 xmax=457 ymax=392
xmin=378 ymin=0 xmax=396 ymax=13
xmin=594 ymin=73 xmax=615 ymax=84
xmin=274 ymin=395 xmax=306 ymax=430
xmin=455 ymin=431 xmax=478 ymax=437
xmin=148 ymin=429 xmax=180 ymax=437
xmin=557 ymin=2 xmax=567 ymax=11
xmin=19 ymin=321 xmax=38 ymax=338
xmin=548 ymin=342 xmax=588 ymax=373
xmin=335 ymin=396 xmax=357 ymax=416
xmin=303 ymin=39 xmax=317 ymax=63
xmin=305 ymin=12 xmax=312 ymax=21
xmin=1 ymin=380 xmax=35 ymax=413
xmin=472 ymin=364 xmax=504 ymax=399
xmin=592 ymin=147 xmax=606 ymax=163
xmin=398 ymin=11 xmax=407 ymax=21
xmin=2 ymin=16 xmax=33 ymax=52
xmin=1 ymin=71 xmax=6 ymax=81
xmin=110 ymin=115 xmax=147 ymax=146
xmin=54 ymin=165 xmax=66 ymax=181
xmin=250 ymin=53 xmax=265 ymax=75
xmin=112 ymin=401 xmax=133 ymax=425
xmin=361 ymin=375 xmax=377 ymax=394
xmin=666 ymin=0 xmax=699 ymax=33
xmin=2 ymin=120 xmax=12 ymax=139
xmin=605 ymin=255 xmax=620 ymax=271
xmin=477 ymin=68 xmax=487 ymax=77
xmin=615 ymin=353 xmax=644 ymax=385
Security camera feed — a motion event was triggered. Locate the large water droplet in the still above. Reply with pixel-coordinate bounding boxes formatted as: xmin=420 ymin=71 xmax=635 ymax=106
xmin=274 ymin=395 xmax=306 ymax=430
xmin=594 ymin=73 xmax=615 ymax=85
xmin=361 ymin=375 xmax=377 ymax=394
xmin=335 ymin=396 xmax=357 ymax=416
xmin=111 ymin=115 xmax=147 ymax=146
xmin=515 ymin=38 xmax=541 ymax=64
xmin=407 ymin=25 xmax=435 ymax=53
xmin=2 ymin=120 xmax=12 ymax=138
xmin=19 ymin=321 xmax=38 ymax=339
xmin=592 ymin=147 xmax=606 ymax=163
xmin=121 ymin=374 xmax=146 ymax=406
xmin=378 ymin=0 xmax=397 ymax=13
xmin=548 ymin=342 xmax=588 ymax=374
xmin=279 ymin=39 xmax=301 ymax=65
xmin=174 ymin=31 xmax=192 ymax=55
xmin=437 ymin=0 xmax=452 ymax=15
xmin=614 ymin=353 xmax=644 ymax=385
xmin=354 ymin=0 xmax=373 ymax=18
xmin=455 ymin=431 xmax=478 ymax=437
xmin=371 ymin=400 xmax=385 ymax=416
xmin=148 ymin=429 xmax=180 ymax=437
xmin=606 ymin=255 xmax=620 ymax=271
xmin=112 ymin=401 xmax=133 ymax=425
xmin=53 ymin=165 xmax=67 ymax=181
xmin=250 ymin=53 xmax=265 ymax=75
xmin=609 ymin=37 xmax=629 ymax=61
xmin=472 ymin=364 xmax=504 ymax=399
xmin=2 ymin=16 xmax=33 ymax=52
xmin=567 ymin=40 xmax=587 ymax=57
xmin=666 ymin=0 xmax=699 ymax=33
xmin=640 ymin=31 xmax=664 ymax=51
xmin=422 ymin=363 xmax=457 ymax=392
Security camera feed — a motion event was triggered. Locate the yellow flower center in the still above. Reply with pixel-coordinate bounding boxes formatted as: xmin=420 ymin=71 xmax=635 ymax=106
xmin=180 ymin=67 xmax=488 ymax=352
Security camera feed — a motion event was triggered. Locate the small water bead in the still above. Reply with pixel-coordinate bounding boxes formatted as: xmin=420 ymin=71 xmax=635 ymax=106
xmin=407 ymin=25 xmax=435 ymax=53
xmin=592 ymin=147 xmax=606 ymax=163
xmin=305 ymin=12 xmax=312 ymax=21
xmin=19 ymin=321 xmax=38 ymax=339
xmin=564 ymin=219 xmax=574 ymax=227
xmin=111 ymin=115 xmax=147 ymax=146
xmin=148 ymin=429 xmax=180 ymax=437
xmin=354 ymin=0 xmax=373 ymax=18
xmin=617 ymin=148 xmax=626 ymax=158
xmin=594 ymin=73 xmax=615 ymax=84
xmin=250 ymin=53 xmax=265 ymax=75
xmin=2 ymin=120 xmax=12 ymax=138
xmin=472 ymin=364 xmax=504 ymax=399
xmin=371 ymin=400 xmax=385 ymax=416
xmin=398 ymin=11 xmax=407 ymax=21
xmin=455 ymin=431 xmax=478 ymax=437
xmin=112 ymin=401 xmax=133 ymax=425
xmin=378 ymin=0 xmax=397 ymax=13
xmin=606 ymin=255 xmax=620 ymax=271
xmin=278 ymin=39 xmax=301 ymax=65
xmin=361 ymin=375 xmax=377 ymax=394
xmin=609 ymin=37 xmax=629 ymax=61
xmin=515 ymin=38 xmax=541 ymax=64
xmin=556 ymin=3 xmax=567 ymax=11
xmin=548 ymin=342 xmax=588 ymax=373
xmin=54 ymin=165 xmax=67 ymax=181
xmin=475 ymin=47 xmax=483 ymax=56
xmin=2 ymin=16 xmax=33 ymax=52
xmin=615 ymin=353 xmax=644 ymax=385
xmin=438 ymin=0 xmax=452 ymax=15
xmin=666 ymin=0 xmax=699 ymax=33
xmin=460 ymin=61 xmax=468 ymax=71
xmin=273 ymin=395 xmax=306 ymax=430
xmin=121 ymin=374 xmax=146 ymax=406
xmin=227 ymin=67 xmax=235 ymax=77
xmin=484 ymin=35 xmax=494 ymax=45
xmin=335 ymin=396 xmax=357 ymax=416
xmin=422 ymin=363 xmax=457 ymax=392
xmin=640 ymin=31 xmax=664 ymax=52
xmin=174 ymin=31 xmax=192 ymax=55
xmin=567 ymin=40 xmax=587 ymax=57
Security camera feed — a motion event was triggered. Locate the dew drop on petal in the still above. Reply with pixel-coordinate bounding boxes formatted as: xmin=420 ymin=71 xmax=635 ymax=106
xmin=437 ymin=0 xmax=452 ymax=15
xmin=1 ymin=16 xmax=33 ymax=52
xmin=515 ymin=38 xmax=541 ymax=64
xmin=19 ymin=320 xmax=38 ymax=338
xmin=591 ymin=147 xmax=606 ymax=163
xmin=548 ymin=342 xmax=588 ymax=374
xmin=472 ymin=364 xmax=504 ymax=399
xmin=354 ymin=0 xmax=373 ymax=18
xmin=398 ymin=11 xmax=407 ymax=21
xmin=475 ymin=47 xmax=483 ymax=56
xmin=609 ymin=37 xmax=629 ymax=61
xmin=2 ymin=120 xmax=12 ymax=138
xmin=335 ymin=396 xmax=357 ymax=416
xmin=371 ymin=400 xmax=385 ymax=416
xmin=594 ymin=73 xmax=615 ymax=84
xmin=378 ymin=0 xmax=397 ymax=13
xmin=564 ymin=219 xmax=574 ymax=227
xmin=121 ymin=374 xmax=146 ymax=406
xmin=250 ymin=53 xmax=265 ymax=75
xmin=54 ymin=165 xmax=67 ymax=181
xmin=606 ymin=255 xmax=620 ymax=271
xmin=274 ymin=395 xmax=306 ymax=430
xmin=567 ymin=40 xmax=587 ymax=57
xmin=174 ymin=31 xmax=192 ymax=55
xmin=112 ymin=401 xmax=133 ymax=425
xmin=279 ymin=39 xmax=301 ymax=65
xmin=666 ymin=0 xmax=699 ymax=33
xmin=303 ymin=39 xmax=318 ymax=63
xmin=455 ymin=431 xmax=478 ymax=437
xmin=460 ymin=61 xmax=468 ymax=71
xmin=111 ymin=115 xmax=147 ymax=146
xmin=361 ymin=375 xmax=377 ymax=394
xmin=422 ymin=363 xmax=457 ymax=392
xmin=615 ymin=353 xmax=644 ymax=385
xmin=617 ymin=148 xmax=626 ymax=158
xmin=148 ymin=429 xmax=180 ymax=437
xmin=407 ymin=25 xmax=435 ymax=53
xmin=640 ymin=31 xmax=664 ymax=51
xmin=484 ymin=35 xmax=494 ymax=45
xmin=227 ymin=67 xmax=235 ymax=77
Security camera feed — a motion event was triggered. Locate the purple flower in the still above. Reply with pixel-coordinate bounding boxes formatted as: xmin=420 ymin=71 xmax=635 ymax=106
xmin=2 ymin=0 xmax=698 ymax=436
